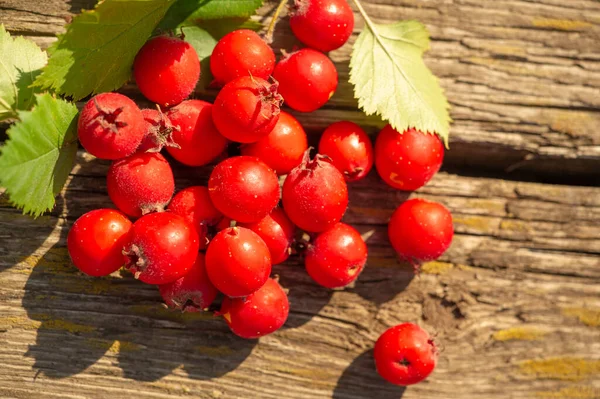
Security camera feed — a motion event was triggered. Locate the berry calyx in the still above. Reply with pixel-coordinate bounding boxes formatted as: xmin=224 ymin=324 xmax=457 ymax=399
xmin=77 ymin=93 xmax=145 ymax=160
xmin=212 ymin=76 xmax=283 ymax=143
xmin=318 ymin=121 xmax=373 ymax=182
xmin=388 ymin=198 xmax=454 ymax=266
xmin=133 ymin=35 xmax=200 ymax=107
xmin=375 ymin=126 xmax=444 ymax=191
xmin=220 ymin=278 xmax=289 ymax=339
xmin=273 ymin=49 xmax=338 ymax=112
xmin=123 ymin=212 xmax=199 ymax=285
xmin=67 ymin=209 xmax=132 ymax=277
xmin=374 ymin=323 xmax=438 ymax=386
xmin=210 ymin=29 xmax=276 ymax=86
xmin=137 ymin=107 xmax=180 ymax=153
xmin=205 ymin=226 xmax=272 ymax=297
xmin=289 ymin=0 xmax=354 ymax=52
xmin=239 ymin=207 xmax=296 ymax=265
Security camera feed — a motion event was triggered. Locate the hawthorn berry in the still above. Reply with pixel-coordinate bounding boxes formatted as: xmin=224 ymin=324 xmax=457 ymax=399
xmin=305 ymin=222 xmax=367 ymax=288
xmin=77 ymin=93 xmax=145 ymax=160
xmin=282 ymin=150 xmax=348 ymax=232
xmin=375 ymin=126 xmax=444 ymax=191
xmin=205 ymin=227 xmax=272 ymax=297
xmin=166 ymin=100 xmax=228 ymax=166
xmin=239 ymin=207 xmax=296 ymax=265
xmin=136 ymin=108 xmax=179 ymax=153
xmin=107 ymin=152 xmax=175 ymax=218
xmin=220 ymin=278 xmax=289 ymax=339
xmin=208 ymin=156 xmax=280 ymax=223
xmin=241 ymin=111 xmax=308 ymax=175
xmin=123 ymin=212 xmax=199 ymax=285
xmin=159 ymin=253 xmax=218 ymax=312
xmin=374 ymin=323 xmax=438 ymax=386
xmin=167 ymin=186 xmax=223 ymax=250
xmin=210 ymin=29 xmax=276 ymax=86
xmin=273 ymin=48 xmax=338 ymax=112
xmin=318 ymin=121 xmax=373 ymax=182
xmin=289 ymin=0 xmax=354 ymax=52
xmin=67 ymin=209 xmax=132 ymax=277
xmin=388 ymin=198 xmax=453 ymax=265
xmin=133 ymin=35 xmax=200 ymax=107
xmin=212 ymin=76 xmax=283 ymax=143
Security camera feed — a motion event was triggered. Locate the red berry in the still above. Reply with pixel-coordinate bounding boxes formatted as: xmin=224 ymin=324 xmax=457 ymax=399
xmin=374 ymin=323 xmax=438 ymax=386
xmin=67 ymin=209 xmax=132 ymax=277
xmin=282 ymin=150 xmax=348 ymax=232
xmin=133 ymin=35 xmax=200 ymax=107
xmin=388 ymin=198 xmax=453 ymax=264
xmin=159 ymin=253 xmax=218 ymax=312
xmin=167 ymin=186 xmax=223 ymax=250
xmin=241 ymin=111 xmax=308 ymax=175
xmin=205 ymin=227 xmax=272 ymax=297
xmin=123 ymin=212 xmax=200 ymax=285
xmin=166 ymin=100 xmax=228 ymax=166
xmin=305 ymin=223 xmax=366 ymax=288
xmin=107 ymin=152 xmax=175 ymax=218
xmin=239 ymin=207 xmax=295 ymax=265
xmin=318 ymin=121 xmax=373 ymax=182
xmin=375 ymin=126 xmax=444 ymax=191
xmin=216 ymin=216 xmax=234 ymax=232
xmin=220 ymin=278 xmax=289 ymax=339
xmin=212 ymin=76 xmax=283 ymax=143
xmin=77 ymin=93 xmax=145 ymax=160
xmin=210 ymin=29 xmax=276 ymax=86
xmin=289 ymin=0 xmax=354 ymax=52
xmin=208 ymin=156 xmax=280 ymax=223
xmin=137 ymin=108 xmax=179 ymax=153
xmin=273 ymin=49 xmax=338 ymax=112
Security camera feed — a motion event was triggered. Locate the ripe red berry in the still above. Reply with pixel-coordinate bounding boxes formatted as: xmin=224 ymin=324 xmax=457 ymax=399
xmin=67 ymin=209 xmax=132 ymax=277
xmin=241 ymin=111 xmax=308 ymax=175
xmin=205 ymin=227 xmax=271 ymax=297
xmin=220 ymin=278 xmax=289 ymax=339
xmin=305 ymin=223 xmax=366 ymax=288
xmin=133 ymin=35 xmax=200 ymax=107
xmin=208 ymin=156 xmax=280 ymax=223
xmin=282 ymin=151 xmax=348 ymax=232
xmin=123 ymin=212 xmax=199 ymax=285
xmin=136 ymin=108 xmax=179 ymax=153
xmin=107 ymin=152 xmax=175 ymax=218
xmin=318 ymin=121 xmax=373 ymax=182
xmin=289 ymin=0 xmax=354 ymax=52
xmin=210 ymin=29 xmax=276 ymax=86
xmin=216 ymin=216 xmax=234 ymax=232
xmin=212 ymin=76 xmax=283 ymax=143
xmin=273 ymin=49 xmax=338 ymax=112
xmin=388 ymin=198 xmax=453 ymax=264
xmin=239 ymin=207 xmax=295 ymax=265
xmin=167 ymin=186 xmax=223 ymax=250
xmin=374 ymin=323 xmax=438 ymax=386
xmin=166 ymin=100 xmax=228 ymax=166
xmin=77 ymin=93 xmax=145 ymax=160
xmin=159 ymin=253 xmax=218 ymax=312
xmin=375 ymin=126 xmax=444 ymax=191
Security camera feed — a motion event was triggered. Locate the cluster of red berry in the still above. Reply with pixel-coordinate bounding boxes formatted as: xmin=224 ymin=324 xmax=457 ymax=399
xmin=67 ymin=0 xmax=451 ymax=386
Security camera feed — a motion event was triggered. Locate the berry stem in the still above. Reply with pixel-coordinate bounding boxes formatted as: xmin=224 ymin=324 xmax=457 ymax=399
xmin=264 ymin=0 xmax=289 ymax=44
xmin=349 ymin=0 xmax=380 ymax=37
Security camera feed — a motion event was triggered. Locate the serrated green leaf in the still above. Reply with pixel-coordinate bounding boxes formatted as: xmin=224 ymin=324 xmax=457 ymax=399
xmin=349 ymin=20 xmax=451 ymax=145
xmin=194 ymin=18 xmax=262 ymax=40
xmin=158 ymin=0 xmax=263 ymax=30
xmin=0 ymin=24 xmax=47 ymax=121
xmin=32 ymin=0 xmax=175 ymax=101
xmin=0 ymin=94 xmax=78 ymax=217
xmin=181 ymin=26 xmax=217 ymax=89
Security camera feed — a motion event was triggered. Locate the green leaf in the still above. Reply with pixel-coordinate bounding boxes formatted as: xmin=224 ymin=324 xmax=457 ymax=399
xmin=32 ymin=0 xmax=175 ymax=101
xmin=0 ymin=24 xmax=47 ymax=121
xmin=181 ymin=26 xmax=217 ymax=89
xmin=158 ymin=0 xmax=263 ymax=30
xmin=194 ymin=18 xmax=262 ymax=40
xmin=349 ymin=20 xmax=451 ymax=146
xmin=0 ymin=94 xmax=79 ymax=217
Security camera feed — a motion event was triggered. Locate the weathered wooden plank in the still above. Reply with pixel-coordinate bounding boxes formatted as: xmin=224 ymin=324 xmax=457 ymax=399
xmin=1 ymin=0 xmax=599 ymax=179
xmin=1 ymin=153 xmax=599 ymax=398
